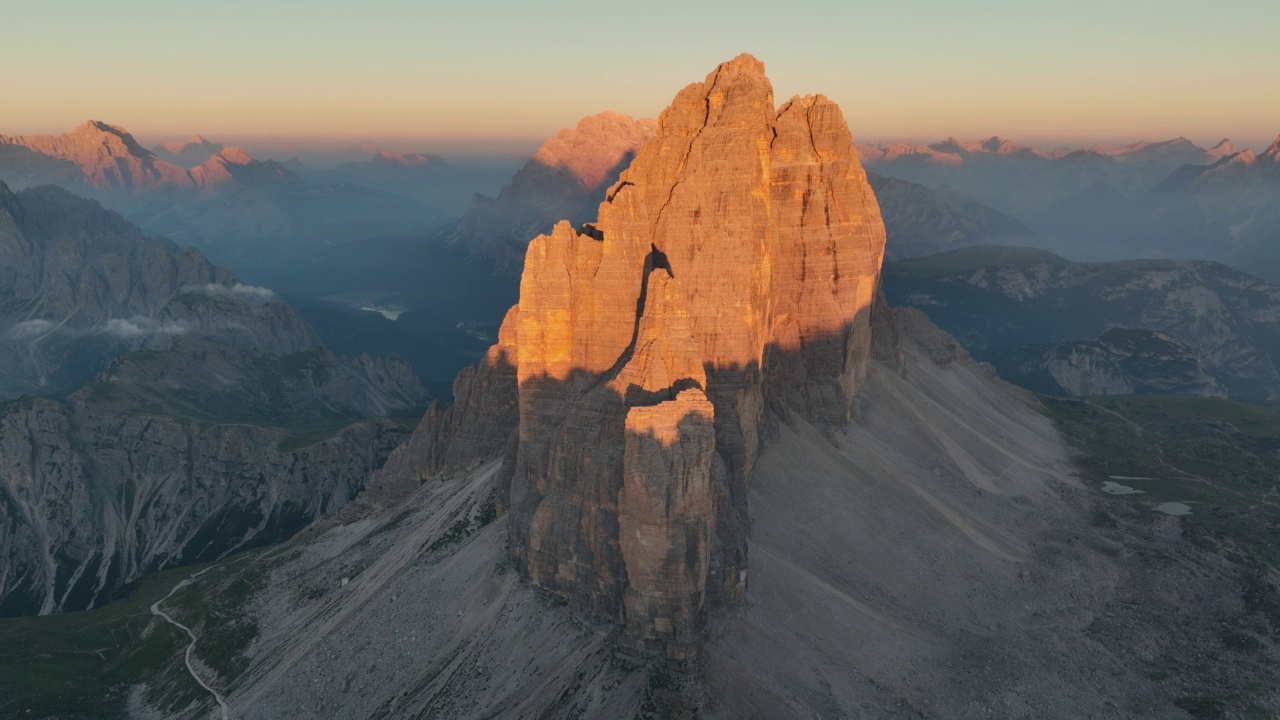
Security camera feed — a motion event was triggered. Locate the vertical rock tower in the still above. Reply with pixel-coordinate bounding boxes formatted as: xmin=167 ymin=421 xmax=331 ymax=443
xmin=423 ymin=54 xmax=885 ymax=658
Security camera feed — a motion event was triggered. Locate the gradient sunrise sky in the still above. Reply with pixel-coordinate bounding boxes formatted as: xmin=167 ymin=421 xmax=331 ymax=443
xmin=3 ymin=0 xmax=1278 ymax=150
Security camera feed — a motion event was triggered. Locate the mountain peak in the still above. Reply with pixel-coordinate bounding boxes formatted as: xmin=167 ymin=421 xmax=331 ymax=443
xmin=1231 ymin=149 xmax=1258 ymax=166
xmin=1263 ymin=135 xmax=1280 ymax=162
xmin=216 ymin=146 xmax=254 ymax=165
xmin=1207 ymin=138 xmax=1237 ymax=161
xmin=0 ymin=121 xmax=190 ymax=192
xmin=72 ymin=119 xmax=132 ymax=143
xmin=527 ymin=111 xmax=656 ymax=190
xmin=720 ymin=52 xmax=766 ymax=77
xmin=449 ymin=111 xmax=657 ymax=263
xmin=430 ymin=55 xmax=885 ymax=657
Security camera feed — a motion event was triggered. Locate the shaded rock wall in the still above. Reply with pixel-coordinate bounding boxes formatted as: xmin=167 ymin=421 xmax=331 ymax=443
xmin=417 ymin=54 xmax=886 ymax=656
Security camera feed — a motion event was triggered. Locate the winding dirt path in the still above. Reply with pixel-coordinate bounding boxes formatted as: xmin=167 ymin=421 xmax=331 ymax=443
xmin=150 ymin=566 xmax=230 ymax=720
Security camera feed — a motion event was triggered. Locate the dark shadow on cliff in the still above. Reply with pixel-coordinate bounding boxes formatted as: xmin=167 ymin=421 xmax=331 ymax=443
xmin=409 ymin=296 xmax=881 ymax=658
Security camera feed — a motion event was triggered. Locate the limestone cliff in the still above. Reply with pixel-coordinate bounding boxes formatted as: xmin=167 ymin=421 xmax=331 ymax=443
xmin=420 ymin=54 xmax=886 ymax=656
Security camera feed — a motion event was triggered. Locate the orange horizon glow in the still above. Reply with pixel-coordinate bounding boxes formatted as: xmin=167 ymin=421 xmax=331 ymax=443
xmin=3 ymin=0 xmax=1278 ymax=155
xmin=7 ymin=83 xmax=1277 ymax=156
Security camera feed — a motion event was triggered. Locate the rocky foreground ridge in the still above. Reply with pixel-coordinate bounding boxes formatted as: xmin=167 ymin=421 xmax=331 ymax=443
xmin=412 ymin=54 xmax=886 ymax=657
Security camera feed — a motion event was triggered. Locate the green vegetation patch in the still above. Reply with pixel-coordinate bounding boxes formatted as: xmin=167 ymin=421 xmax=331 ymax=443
xmin=1045 ymin=393 xmax=1280 ymax=606
xmin=0 ymin=550 xmax=276 ymax=718
xmin=163 ymin=554 xmax=268 ymax=680
xmin=0 ymin=566 xmax=209 ymax=719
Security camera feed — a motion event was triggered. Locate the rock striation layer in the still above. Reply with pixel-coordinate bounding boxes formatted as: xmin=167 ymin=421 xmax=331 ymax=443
xmin=421 ymin=54 xmax=886 ymax=657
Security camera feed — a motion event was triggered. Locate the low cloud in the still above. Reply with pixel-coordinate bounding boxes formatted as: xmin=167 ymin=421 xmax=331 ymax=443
xmin=190 ymin=283 xmax=277 ymax=302
xmin=6 ymin=319 xmax=57 ymax=339
xmin=100 ymin=317 xmax=189 ymax=339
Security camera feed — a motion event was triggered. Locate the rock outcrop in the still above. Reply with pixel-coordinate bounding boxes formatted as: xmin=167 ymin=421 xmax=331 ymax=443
xmin=0 ymin=121 xmax=194 ymax=192
xmin=420 ymin=54 xmax=886 ymax=657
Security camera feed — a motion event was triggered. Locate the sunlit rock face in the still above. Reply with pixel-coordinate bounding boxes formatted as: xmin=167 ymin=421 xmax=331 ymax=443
xmin=0 ymin=121 xmax=194 ymax=192
xmin=449 ymin=111 xmax=657 ymax=265
xmin=421 ymin=54 xmax=886 ymax=658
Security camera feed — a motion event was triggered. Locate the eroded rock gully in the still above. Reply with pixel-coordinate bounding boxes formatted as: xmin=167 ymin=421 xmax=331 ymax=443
xmin=415 ymin=54 xmax=886 ymax=658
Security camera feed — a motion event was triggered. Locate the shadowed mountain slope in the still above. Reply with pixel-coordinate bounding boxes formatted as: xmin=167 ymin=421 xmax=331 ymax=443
xmin=883 ymin=245 xmax=1280 ymax=404
xmin=0 ymin=182 xmax=427 ymax=616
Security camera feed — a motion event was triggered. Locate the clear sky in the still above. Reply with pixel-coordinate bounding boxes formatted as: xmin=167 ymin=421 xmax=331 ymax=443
xmin=2 ymin=0 xmax=1278 ymax=151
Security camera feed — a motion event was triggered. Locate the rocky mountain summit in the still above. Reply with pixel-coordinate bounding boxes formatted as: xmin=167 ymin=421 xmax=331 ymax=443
xmin=883 ymin=245 xmax=1280 ymax=403
xmin=0 ymin=121 xmax=193 ymax=193
xmin=411 ymin=53 xmax=885 ymax=657
xmin=446 ymin=111 xmax=657 ymax=268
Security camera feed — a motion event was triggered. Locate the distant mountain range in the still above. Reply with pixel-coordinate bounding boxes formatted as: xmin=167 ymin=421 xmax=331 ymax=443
xmin=883 ymin=245 xmax=1280 ymax=404
xmin=867 ymin=172 xmax=1036 ymax=260
xmin=862 ymin=133 xmax=1280 ymax=282
xmin=0 ymin=121 xmax=452 ymax=283
xmin=307 ymin=151 xmax=489 ymax=217
xmin=856 ymin=135 xmax=1241 ymax=212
